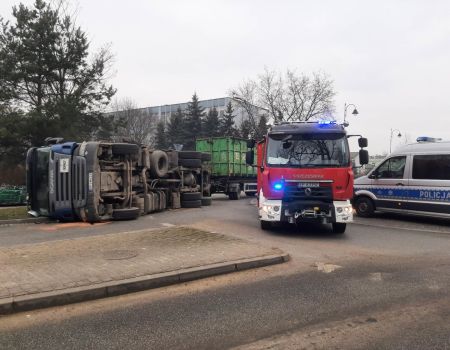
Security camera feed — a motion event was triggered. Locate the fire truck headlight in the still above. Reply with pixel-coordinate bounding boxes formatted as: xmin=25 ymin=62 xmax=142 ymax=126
xmin=337 ymin=207 xmax=343 ymax=213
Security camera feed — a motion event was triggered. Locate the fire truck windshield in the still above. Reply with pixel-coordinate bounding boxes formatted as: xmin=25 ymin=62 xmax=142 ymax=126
xmin=32 ymin=147 xmax=51 ymax=215
xmin=267 ymin=135 xmax=350 ymax=168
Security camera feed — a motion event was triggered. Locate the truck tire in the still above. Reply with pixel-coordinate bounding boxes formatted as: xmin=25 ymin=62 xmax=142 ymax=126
xmin=111 ymin=143 xmax=140 ymax=156
xmin=181 ymin=200 xmax=202 ymax=208
xmin=201 ymin=153 xmax=211 ymax=162
xmin=150 ymin=151 xmax=169 ymax=178
xmin=201 ymin=197 xmax=212 ymax=206
xmin=229 ymin=192 xmax=240 ymax=200
xmin=355 ymin=196 xmax=375 ymax=217
xmin=179 ymin=158 xmax=202 ymax=168
xmin=260 ymin=220 xmax=271 ymax=230
xmin=178 ymin=151 xmax=202 ymax=159
xmin=181 ymin=192 xmax=202 ymax=201
xmin=112 ymin=207 xmax=140 ymax=220
xmin=332 ymin=223 xmax=347 ymax=234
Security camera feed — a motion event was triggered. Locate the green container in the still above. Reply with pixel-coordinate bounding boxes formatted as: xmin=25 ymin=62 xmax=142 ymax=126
xmin=0 ymin=186 xmax=27 ymax=206
xmin=196 ymin=137 xmax=256 ymax=177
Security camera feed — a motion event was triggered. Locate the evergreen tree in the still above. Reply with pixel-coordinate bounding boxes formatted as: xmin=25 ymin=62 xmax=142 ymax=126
xmin=183 ymin=93 xmax=205 ymax=150
xmin=0 ymin=0 xmax=116 ymax=154
xmin=154 ymin=120 xmax=167 ymax=149
xmin=167 ymin=107 xmax=185 ymax=147
xmin=240 ymin=118 xmax=253 ymax=139
xmin=255 ymin=114 xmax=269 ymax=140
xmin=203 ymin=107 xmax=220 ymax=137
xmin=219 ymin=101 xmax=237 ymax=136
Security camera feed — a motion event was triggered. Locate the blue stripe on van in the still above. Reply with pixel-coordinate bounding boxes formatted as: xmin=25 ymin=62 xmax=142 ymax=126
xmin=354 ymin=186 xmax=450 ymax=203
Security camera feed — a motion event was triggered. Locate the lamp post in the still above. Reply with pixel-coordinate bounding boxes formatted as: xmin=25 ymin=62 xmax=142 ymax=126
xmin=343 ymin=103 xmax=359 ymax=127
xmin=389 ymin=128 xmax=402 ymax=153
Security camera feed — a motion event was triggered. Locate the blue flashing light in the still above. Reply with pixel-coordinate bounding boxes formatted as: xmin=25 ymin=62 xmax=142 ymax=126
xmin=273 ymin=182 xmax=283 ymax=191
xmin=416 ymin=136 xmax=442 ymax=143
xmin=318 ymin=120 xmax=336 ymax=126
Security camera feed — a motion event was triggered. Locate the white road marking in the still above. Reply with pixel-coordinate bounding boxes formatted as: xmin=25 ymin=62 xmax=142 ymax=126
xmin=161 ymin=223 xmax=176 ymax=227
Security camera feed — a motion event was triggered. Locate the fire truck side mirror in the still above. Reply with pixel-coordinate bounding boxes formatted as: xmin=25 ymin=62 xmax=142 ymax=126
xmin=359 ymin=149 xmax=369 ymax=165
xmin=247 ymin=139 xmax=256 ymax=149
xmin=245 ymin=150 xmax=254 ymax=165
xmin=358 ymin=137 xmax=368 ymax=148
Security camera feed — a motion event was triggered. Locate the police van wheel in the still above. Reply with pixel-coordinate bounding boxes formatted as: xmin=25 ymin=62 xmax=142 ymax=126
xmin=332 ymin=223 xmax=346 ymax=234
xmin=355 ymin=197 xmax=375 ymax=217
xmin=260 ymin=220 xmax=271 ymax=230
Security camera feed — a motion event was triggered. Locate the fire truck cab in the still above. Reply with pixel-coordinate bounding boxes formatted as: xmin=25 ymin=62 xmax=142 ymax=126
xmin=247 ymin=121 xmax=368 ymax=234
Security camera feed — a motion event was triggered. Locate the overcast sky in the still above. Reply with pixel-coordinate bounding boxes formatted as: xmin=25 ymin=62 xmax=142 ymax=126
xmin=1 ymin=0 xmax=449 ymax=154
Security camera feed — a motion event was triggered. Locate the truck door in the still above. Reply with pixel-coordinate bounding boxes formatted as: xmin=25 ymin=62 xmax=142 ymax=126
xmin=371 ymin=155 xmax=408 ymax=212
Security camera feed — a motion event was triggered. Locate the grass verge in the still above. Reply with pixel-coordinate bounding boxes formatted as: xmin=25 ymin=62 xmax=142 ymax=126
xmin=0 ymin=206 xmax=29 ymax=220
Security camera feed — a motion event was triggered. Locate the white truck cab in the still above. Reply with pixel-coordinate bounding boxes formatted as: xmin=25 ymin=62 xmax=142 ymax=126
xmin=354 ymin=137 xmax=450 ymax=219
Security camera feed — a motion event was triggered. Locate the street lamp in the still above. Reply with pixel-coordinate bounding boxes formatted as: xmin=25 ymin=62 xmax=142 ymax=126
xmin=343 ymin=103 xmax=359 ymax=127
xmin=389 ymin=128 xmax=402 ymax=153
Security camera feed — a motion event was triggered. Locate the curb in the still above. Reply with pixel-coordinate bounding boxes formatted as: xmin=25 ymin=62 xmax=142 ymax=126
xmin=0 ymin=253 xmax=289 ymax=314
xmin=0 ymin=217 xmax=50 ymax=225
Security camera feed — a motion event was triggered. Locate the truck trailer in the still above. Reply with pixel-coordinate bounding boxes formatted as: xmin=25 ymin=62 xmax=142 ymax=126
xmin=26 ymin=138 xmax=210 ymax=222
xmin=246 ymin=121 xmax=368 ymax=233
xmin=196 ymin=137 xmax=257 ymax=200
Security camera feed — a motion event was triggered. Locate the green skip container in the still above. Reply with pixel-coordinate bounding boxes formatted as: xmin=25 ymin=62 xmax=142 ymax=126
xmin=196 ymin=137 xmax=256 ymax=177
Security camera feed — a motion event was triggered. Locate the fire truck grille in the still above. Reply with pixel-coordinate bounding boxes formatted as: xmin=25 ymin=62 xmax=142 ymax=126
xmin=283 ymin=183 xmax=333 ymax=202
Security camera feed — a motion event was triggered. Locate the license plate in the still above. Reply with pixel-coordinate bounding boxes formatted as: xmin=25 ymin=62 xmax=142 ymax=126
xmin=298 ymin=182 xmax=320 ymax=188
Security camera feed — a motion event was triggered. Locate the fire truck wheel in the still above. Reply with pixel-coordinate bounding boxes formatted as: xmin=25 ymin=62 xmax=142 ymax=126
xmin=260 ymin=220 xmax=271 ymax=230
xmin=178 ymin=151 xmax=202 ymax=159
xmin=179 ymin=158 xmax=202 ymax=168
xmin=181 ymin=200 xmax=202 ymax=208
xmin=112 ymin=207 xmax=140 ymax=220
xmin=150 ymin=151 xmax=169 ymax=178
xmin=354 ymin=196 xmax=375 ymax=217
xmin=181 ymin=192 xmax=202 ymax=201
xmin=111 ymin=143 xmax=140 ymax=156
xmin=332 ymin=223 xmax=347 ymax=234
xmin=200 ymin=152 xmax=211 ymax=162
xmin=201 ymin=197 xmax=212 ymax=206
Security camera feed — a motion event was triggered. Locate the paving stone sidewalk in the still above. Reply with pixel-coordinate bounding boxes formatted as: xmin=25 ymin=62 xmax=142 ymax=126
xmin=0 ymin=226 xmax=284 ymax=301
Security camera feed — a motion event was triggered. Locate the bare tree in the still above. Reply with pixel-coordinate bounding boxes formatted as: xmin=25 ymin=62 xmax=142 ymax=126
xmin=110 ymin=98 xmax=155 ymax=145
xmin=231 ymin=68 xmax=336 ymax=127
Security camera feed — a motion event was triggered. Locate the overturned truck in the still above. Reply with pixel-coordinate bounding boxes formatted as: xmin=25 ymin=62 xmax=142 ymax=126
xmin=26 ymin=139 xmax=211 ymax=223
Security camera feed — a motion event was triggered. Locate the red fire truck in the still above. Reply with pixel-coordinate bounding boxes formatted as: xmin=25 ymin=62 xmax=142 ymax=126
xmin=246 ymin=121 xmax=368 ymax=233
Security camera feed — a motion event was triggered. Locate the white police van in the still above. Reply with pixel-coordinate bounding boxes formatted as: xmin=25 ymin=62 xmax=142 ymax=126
xmin=354 ymin=137 xmax=450 ymax=219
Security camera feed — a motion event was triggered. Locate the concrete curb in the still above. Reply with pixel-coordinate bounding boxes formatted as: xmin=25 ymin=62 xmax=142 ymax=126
xmin=0 ymin=253 xmax=289 ymax=314
xmin=0 ymin=217 xmax=50 ymax=225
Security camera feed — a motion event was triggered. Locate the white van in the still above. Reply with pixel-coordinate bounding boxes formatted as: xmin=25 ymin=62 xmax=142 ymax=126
xmin=353 ymin=137 xmax=450 ymax=219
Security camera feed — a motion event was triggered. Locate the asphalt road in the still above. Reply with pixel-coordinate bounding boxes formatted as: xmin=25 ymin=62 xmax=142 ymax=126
xmin=0 ymin=195 xmax=449 ymax=349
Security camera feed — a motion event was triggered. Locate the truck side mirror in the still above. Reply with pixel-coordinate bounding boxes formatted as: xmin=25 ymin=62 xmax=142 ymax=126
xmin=247 ymin=139 xmax=256 ymax=149
xmin=245 ymin=150 xmax=254 ymax=165
xmin=359 ymin=149 xmax=369 ymax=165
xmin=358 ymin=137 xmax=368 ymax=148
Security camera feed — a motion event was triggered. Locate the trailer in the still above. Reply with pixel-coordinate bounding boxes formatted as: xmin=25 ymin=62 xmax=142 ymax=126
xmin=196 ymin=137 xmax=257 ymax=200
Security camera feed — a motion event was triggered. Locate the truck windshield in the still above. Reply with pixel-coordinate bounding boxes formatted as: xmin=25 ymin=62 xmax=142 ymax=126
xmin=32 ymin=148 xmax=51 ymax=215
xmin=267 ymin=135 xmax=349 ymax=168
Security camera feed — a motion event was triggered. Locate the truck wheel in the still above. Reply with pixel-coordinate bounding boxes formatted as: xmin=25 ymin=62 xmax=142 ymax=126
xmin=200 ymin=153 xmax=211 ymax=162
xmin=201 ymin=197 xmax=212 ymax=206
xmin=178 ymin=151 xmax=202 ymax=159
xmin=260 ymin=220 xmax=271 ymax=230
xmin=150 ymin=151 xmax=169 ymax=178
xmin=111 ymin=143 xmax=140 ymax=156
xmin=332 ymin=223 xmax=347 ymax=234
xmin=179 ymin=158 xmax=202 ymax=168
xmin=112 ymin=207 xmax=140 ymax=220
xmin=181 ymin=200 xmax=202 ymax=208
xmin=229 ymin=192 xmax=239 ymax=200
xmin=181 ymin=192 xmax=202 ymax=201
xmin=355 ymin=196 xmax=375 ymax=217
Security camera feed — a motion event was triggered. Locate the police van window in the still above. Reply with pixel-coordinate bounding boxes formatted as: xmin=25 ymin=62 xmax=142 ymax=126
xmin=412 ymin=155 xmax=450 ymax=180
xmin=376 ymin=156 xmax=406 ymax=179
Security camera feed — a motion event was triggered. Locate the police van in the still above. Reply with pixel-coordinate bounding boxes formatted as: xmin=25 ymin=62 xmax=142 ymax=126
xmin=353 ymin=137 xmax=450 ymax=219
